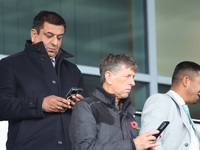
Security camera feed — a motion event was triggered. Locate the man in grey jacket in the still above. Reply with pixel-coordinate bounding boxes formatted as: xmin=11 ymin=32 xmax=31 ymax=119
xmin=140 ymin=61 xmax=200 ymax=150
xmin=69 ymin=53 xmax=159 ymax=150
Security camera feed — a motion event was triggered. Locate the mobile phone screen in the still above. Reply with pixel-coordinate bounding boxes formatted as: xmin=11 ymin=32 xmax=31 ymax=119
xmin=153 ymin=121 xmax=170 ymax=138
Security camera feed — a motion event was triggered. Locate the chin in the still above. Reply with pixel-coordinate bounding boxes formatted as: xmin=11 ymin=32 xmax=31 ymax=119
xmin=193 ymin=100 xmax=198 ymax=104
xmin=122 ymin=95 xmax=129 ymax=99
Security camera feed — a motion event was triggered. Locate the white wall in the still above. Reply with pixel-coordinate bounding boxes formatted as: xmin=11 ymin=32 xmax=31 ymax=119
xmin=0 ymin=121 xmax=7 ymax=150
xmin=0 ymin=56 xmax=8 ymax=150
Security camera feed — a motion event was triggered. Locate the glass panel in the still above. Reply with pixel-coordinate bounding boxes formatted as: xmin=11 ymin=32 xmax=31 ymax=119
xmin=3 ymin=0 xmax=19 ymax=54
xmin=131 ymin=81 xmax=148 ymax=111
xmin=0 ymin=0 xmax=147 ymax=74
xmin=74 ymin=0 xmax=131 ymax=65
xmin=155 ymin=0 xmax=200 ymax=76
xmin=0 ymin=1 xmax=3 ymax=54
xmin=189 ymin=101 xmax=200 ymax=120
xmin=135 ymin=115 xmax=142 ymax=129
xmin=156 ymin=0 xmax=200 ymax=120
xmin=82 ymin=74 xmax=101 ymax=95
xmin=131 ymin=0 xmax=147 ymax=73
xmin=73 ymin=0 xmax=147 ymax=73
xmin=158 ymin=84 xmax=170 ymax=93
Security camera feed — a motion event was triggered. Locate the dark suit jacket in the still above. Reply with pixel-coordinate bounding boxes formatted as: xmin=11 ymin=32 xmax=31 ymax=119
xmin=0 ymin=40 xmax=89 ymax=150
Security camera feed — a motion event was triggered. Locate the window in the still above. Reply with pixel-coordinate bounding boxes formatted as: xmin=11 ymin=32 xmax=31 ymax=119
xmin=0 ymin=0 xmax=149 ymax=108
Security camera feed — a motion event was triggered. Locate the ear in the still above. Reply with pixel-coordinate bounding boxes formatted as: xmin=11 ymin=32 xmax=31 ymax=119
xmin=182 ymin=76 xmax=190 ymax=87
xmin=30 ymin=29 xmax=37 ymax=43
xmin=104 ymin=71 xmax=113 ymax=85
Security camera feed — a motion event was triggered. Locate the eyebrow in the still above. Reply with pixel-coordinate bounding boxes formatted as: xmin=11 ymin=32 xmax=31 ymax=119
xmin=45 ymin=32 xmax=64 ymax=36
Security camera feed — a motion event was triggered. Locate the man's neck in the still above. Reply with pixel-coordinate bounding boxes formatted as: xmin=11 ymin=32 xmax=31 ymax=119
xmin=115 ymin=98 xmax=120 ymax=105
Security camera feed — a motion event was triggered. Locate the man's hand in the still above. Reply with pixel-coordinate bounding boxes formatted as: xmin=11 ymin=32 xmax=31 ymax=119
xmin=69 ymin=94 xmax=84 ymax=108
xmin=42 ymin=95 xmax=71 ymax=112
xmin=133 ymin=130 xmax=159 ymax=150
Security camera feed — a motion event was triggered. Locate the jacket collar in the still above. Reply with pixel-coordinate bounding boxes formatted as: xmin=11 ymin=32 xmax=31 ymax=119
xmin=25 ymin=40 xmax=74 ymax=59
xmin=96 ymin=87 xmax=116 ymax=107
xmin=166 ymin=91 xmax=181 ymax=105
xmin=166 ymin=90 xmax=192 ymax=131
xmin=93 ymin=87 xmax=137 ymax=115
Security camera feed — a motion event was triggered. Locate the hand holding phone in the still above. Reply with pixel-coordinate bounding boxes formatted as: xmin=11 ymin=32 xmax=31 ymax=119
xmin=153 ymin=121 xmax=170 ymax=138
xmin=65 ymin=87 xmax=83 ymax=100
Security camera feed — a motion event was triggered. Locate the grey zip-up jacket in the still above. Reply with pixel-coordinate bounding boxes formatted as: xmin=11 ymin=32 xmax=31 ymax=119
xmin=69 ymin=87 xmax=139 ymax=150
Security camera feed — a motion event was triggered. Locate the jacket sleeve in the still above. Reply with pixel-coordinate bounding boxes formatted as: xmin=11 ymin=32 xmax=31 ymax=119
xmin=0 ymin=59 xmax=44 ymax=121
xmin=69 ymin=100 xmax=135 ymax=150
xmin=140 ymin=94 xmax=189 ymax=150
xmin=140 ymin=94 xmax=170 ymax=132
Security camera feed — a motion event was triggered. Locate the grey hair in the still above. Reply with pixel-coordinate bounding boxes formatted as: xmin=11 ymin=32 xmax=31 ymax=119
xmin=99 ymin=53 xmax=138 ymax=84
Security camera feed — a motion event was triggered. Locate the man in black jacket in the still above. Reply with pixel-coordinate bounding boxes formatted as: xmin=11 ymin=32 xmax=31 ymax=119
xmin=70 ymin=53 xmax=159 ymax=150
xmin=0 ymin=10 xmax=89 ymax=150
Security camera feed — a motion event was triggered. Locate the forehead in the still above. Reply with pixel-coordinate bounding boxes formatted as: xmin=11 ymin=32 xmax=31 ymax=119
xmin=117 ymin=65 xmax=135 ymax=75
xmin=41 ymin=22 xmax=65 ymax=34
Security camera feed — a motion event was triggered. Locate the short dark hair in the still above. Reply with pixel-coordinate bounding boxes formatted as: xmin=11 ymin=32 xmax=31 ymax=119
xmin=33 ymin=10 xmax=66 ymax=34
xmin=99 ymin=53 xmax=138 ymax=84
xmin=172 ymin=61 xmax=200 ymax=85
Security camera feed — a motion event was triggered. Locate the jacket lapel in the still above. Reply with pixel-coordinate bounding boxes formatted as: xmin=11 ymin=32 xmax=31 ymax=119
xmin=166 ymin=92 xmax=192 ymax=134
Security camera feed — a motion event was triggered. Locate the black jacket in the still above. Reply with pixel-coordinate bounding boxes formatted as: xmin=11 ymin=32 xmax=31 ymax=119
xmin=0 ymin=40 xmax=89 ymax=150
xmin=70 ymin=87 xmax=139 ymax=150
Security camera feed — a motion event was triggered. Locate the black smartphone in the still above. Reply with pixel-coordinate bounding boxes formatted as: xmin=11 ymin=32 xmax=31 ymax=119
xmin=153 ymin=121 xmax=170 ymax=138
xmin=65 ymin=87 xmax=83 ymax=100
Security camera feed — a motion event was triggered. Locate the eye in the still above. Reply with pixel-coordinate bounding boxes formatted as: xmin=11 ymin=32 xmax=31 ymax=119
xmin=124 ymin=74 xmax=135 ymax=80
xmin=124 ymin=75 xmax=131 ymax=78
xmin=57 ymin=36 xmax=63 ymax=40
xmin=44 ymin=33 xmax=53 ymax=39
xmin=47 ymin=35 xmax=52 ymax=38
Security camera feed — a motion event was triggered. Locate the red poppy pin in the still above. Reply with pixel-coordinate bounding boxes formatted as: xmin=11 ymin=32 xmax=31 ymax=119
xmin=130 ymin=121 xmax=138 ymax=129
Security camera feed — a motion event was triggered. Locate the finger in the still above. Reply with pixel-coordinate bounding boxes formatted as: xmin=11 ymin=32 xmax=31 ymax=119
xmin=144 ymin=130 xmax=160 ymax=137
xmin=73 ymin=94 xmax=84 ymax=101
xmin=76 ymin=93 xmax=84 ymax=99
xmin=148 ymin=142 xmax=160 ymax=148
xmin=148 ymin=138 xmax=157 ymax=144
xmin=70 ymin=100 xmax=75 ymax=106
xmin=144 ymin=140 xmax=159 ymax=150
xmin=58 ymin=98 xmax=71 ymax=105
xmin=58 ymin=97 xmax=70 ymax=102
xmin=57 ymin=99 xmax=72 ymax=109
xmin=147 ymin=134 xmax=157 ymax=141
xmin=71 ymin=95 xmax=79 ymax=102
xmin=56 ymin=106 xmax=65 ymax=112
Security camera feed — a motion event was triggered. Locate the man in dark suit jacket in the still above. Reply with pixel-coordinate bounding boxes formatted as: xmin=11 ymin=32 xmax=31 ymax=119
xmin=0 ymin=10 xmax=89 ymax=150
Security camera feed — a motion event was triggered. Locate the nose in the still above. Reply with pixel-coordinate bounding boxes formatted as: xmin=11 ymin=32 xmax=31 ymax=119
xmin=130 ymin=78 xmax=135 ymax=86
xmin=51 ymin=36 xmax=58 ymax=46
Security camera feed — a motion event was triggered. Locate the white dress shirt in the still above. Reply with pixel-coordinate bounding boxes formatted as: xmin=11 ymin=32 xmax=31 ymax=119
xmin=51 ymin=58 xmax=55 ymax=67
